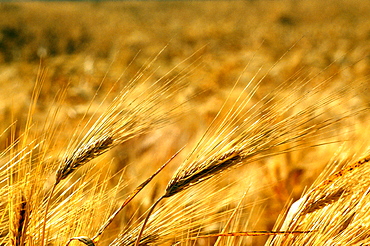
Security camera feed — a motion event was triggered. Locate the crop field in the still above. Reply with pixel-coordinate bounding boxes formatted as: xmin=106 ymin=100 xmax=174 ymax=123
xmin=0 ymin=1 xmax=370 ymax=245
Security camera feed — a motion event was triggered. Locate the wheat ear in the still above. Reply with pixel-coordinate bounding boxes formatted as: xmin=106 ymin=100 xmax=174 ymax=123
xmin=55 ymin=45 xmax=201 ymax=186
xmin=39 ymin=49 xmax=191 ymax=245
xmin=268 ymin=153 xmax=370 ymax=245
xmin=132 ymin=83 xmax=361 ymax=245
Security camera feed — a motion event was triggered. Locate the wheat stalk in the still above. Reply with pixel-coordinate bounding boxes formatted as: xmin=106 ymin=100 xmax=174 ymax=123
xmin=110 ymin=173 xmax=261 ymax=246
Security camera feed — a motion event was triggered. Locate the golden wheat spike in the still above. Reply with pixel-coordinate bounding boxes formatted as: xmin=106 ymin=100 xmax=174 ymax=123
xmin=56 ymin=135 xmax=114 ymax=184
xmin=128 ymin=51 xmax=369 ymax=244
xmin=269 ymin=153 xmax=370 ymax=246
xmin=300 ymin=188 xmax=346 ymax=215
xmin=164 ymin=148 xmax=242 ymax=197
xmin=39 ymin=60 xmax=188 ymax=246
xmin=54 ymin=45 xmax=195 ymax=186
xmin=292 ymin=154 xmax=370 ymax=219
xmin=164 ymin=86 xmax=359 ymax=200
xmin=131 ymin=81 xmax=365 ymax=245
xmin=311 ymin=154 xmax=370 ymax=193
xmin=2 ymin=3 xmax=370 ymax=246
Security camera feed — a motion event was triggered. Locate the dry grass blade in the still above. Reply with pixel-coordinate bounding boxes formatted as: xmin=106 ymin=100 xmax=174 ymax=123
xmin=134 ymin=195 xmax=165 ymax=246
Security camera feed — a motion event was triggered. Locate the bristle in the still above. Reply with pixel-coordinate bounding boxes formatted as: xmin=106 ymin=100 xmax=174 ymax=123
xmin=53 ymin=73 xmax=186 ymax=185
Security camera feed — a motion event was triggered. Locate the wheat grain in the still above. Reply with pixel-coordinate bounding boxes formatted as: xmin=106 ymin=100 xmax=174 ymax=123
xmin=300 ymin=188 xmax=346 ymax=215
xmin=56 ymin=134 xmax=114 ymax=184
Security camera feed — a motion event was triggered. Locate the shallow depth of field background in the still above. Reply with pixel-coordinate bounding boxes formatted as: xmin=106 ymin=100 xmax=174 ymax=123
xmin=1 ymin=1 xmax=370 ymax=245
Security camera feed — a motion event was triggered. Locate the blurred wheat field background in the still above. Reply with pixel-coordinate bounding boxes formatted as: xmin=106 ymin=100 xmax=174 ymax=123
xmin=0 ymin=1 xmax=370 ymax=246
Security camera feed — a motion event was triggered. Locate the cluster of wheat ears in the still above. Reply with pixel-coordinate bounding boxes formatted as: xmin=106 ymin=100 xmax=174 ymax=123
xmin=1 ymin=45 xmax=370 ymax=246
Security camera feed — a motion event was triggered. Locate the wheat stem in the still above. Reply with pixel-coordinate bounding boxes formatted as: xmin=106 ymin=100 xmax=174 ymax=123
xmin=40 ymin=183 xmax=56 ymax=246
xmin=92 ymin=147 xmax=184 ymax=242
xmin=134 ymin=195 xmax=165 ymax=246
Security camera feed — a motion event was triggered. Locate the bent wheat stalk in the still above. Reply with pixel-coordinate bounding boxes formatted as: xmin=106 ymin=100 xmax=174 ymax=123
xmin=187 ymin=230 xmax=313 ymax=239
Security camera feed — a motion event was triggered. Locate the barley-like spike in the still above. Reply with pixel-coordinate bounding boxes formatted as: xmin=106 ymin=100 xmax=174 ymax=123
xmin=11 ymin=193 xmax=30 ymax=246
xmin=300 ymin=188 xmax=346 ymax=215
xmin=269 ymin=153 xmax=370 ymax=245
xmin=337 ymin=212 xmax=356 ymax=234
xmin=54 ymin=47 xmax=193 ymax=185
xmin=311 ymin=154 xmax=370 ymax=193
xmin=56 ymin=135 xmax=114 ymax=184
xmin=163 ymin=80 xmax=363 ymax=200
xmin=165 ymin=149 xmax=242 ymax=197
xmin=16 ymin=197 xmax=27 ymax=246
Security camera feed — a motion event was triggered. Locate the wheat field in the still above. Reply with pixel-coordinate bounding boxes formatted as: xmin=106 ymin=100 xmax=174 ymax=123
xmin=0 ymin=1 xmax=370 ymax=245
